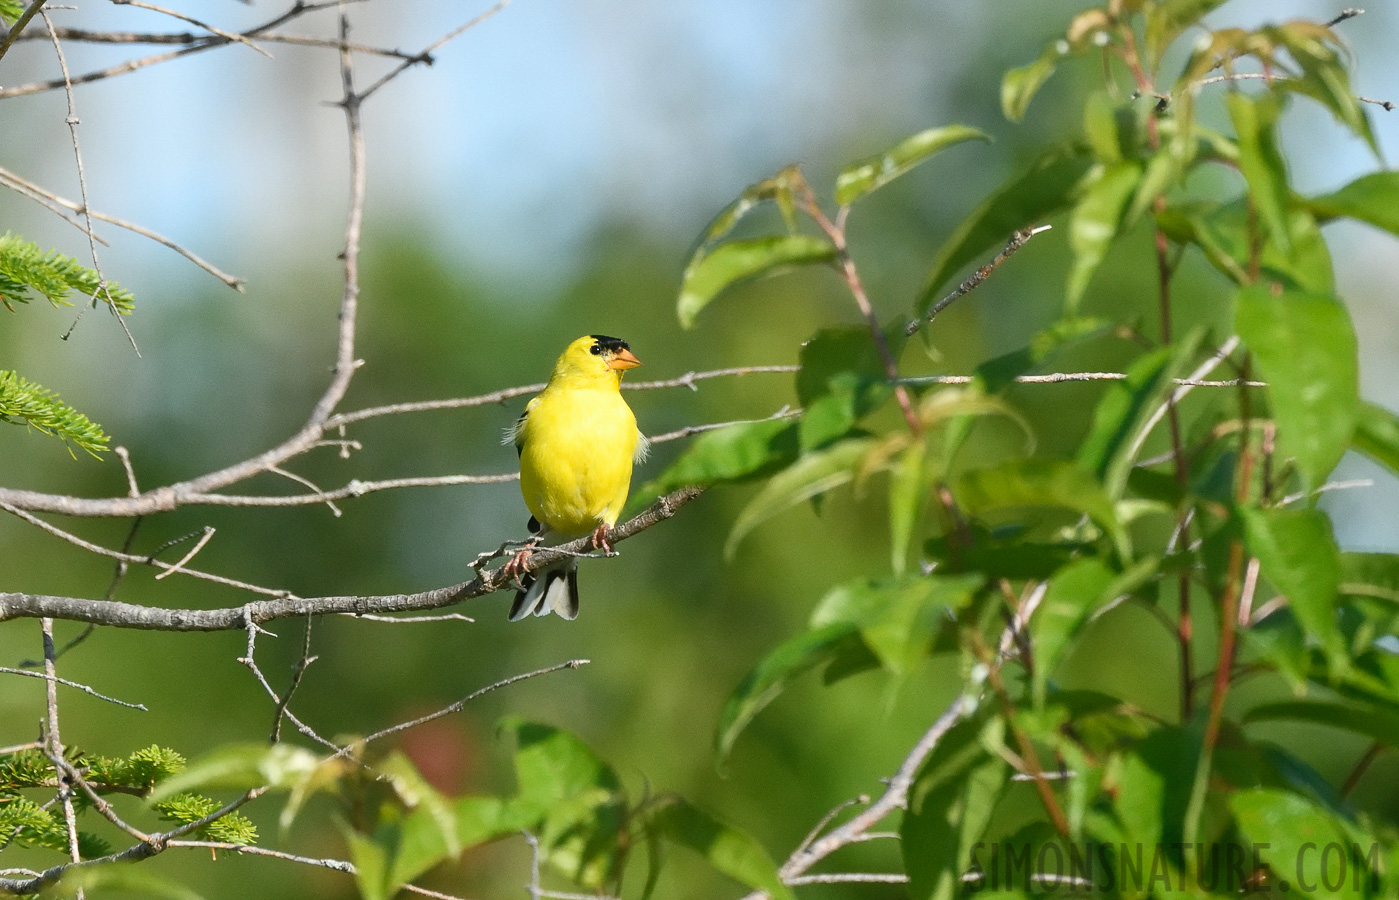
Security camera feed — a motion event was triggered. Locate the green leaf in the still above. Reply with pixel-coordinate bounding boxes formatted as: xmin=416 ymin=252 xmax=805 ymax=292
xmin=715 ymin=622 xmax=861 ymax=764
xmin=901 ymin=714 xmax=1007 ymax=900
xmin=1241 ymin=508 xmax=1341 ymax=660
xmin=812 ymin=575 xmax=982 ymax=680
xmin=918 ymin=144 xmax=1093 ymax=315
xmin=1032 ymin=557 xmax=1159 ymax=706
xmin=974 ymin=317 xmax=1112 ymax=393
xmin=1340 ymin=552 xmax=1399 ymax=604
xmin=1265 ymin=23 xmax=1377 ymax=154
xmin=0 ymin=0 xmax=24 ymax=25
xmin=379 ymin=752 xmax=459 ymax=856
xmin=502 ymin=719 xmax=619 ymax=811
xmin=724 ymin=437 xmax=873 ymax=558
xmin=0 ymin=370 xmax=110 ymax=457
xmin=1309 ymin=172 xmax=1399 ymax=237
xmin=1076 ymin=346 xmax=1174 ymax=494
xmin=501 ymin=720 xmax=625 ymax=889
xmin=1145 ymin=0 xmax=1229 ymax=67
xmin=1115 ymin=726 xmax=1199 ymax=854
xmin=1077 ymin=331 xmax=1205 ymax=499
xmin=1172 ymin=200 xmax=1334 ymax=293
xmin=1353 ymin=402 xmax=1399 ymax=474
xmin=1235 ymin=286 xmax=1358 ymax=490
xmin=694 ymin=165 xmax=805 ymax=247
xmin=889 ymin=440 xmax=930 ymax=576
xmin=648 ymin=798 xmax=791 ymax=900
xmin=1226 ymin=93 xmax=1292 ymax=254
xmin=345 ymin=826 xmax=392 ymax=900
xmin=954 ymin=459 xmax=1130 ymax=560
xmin=55 ymin=865 xmax=204 ymax=900
xmin=1231 ymin=789 xmax=1367 ymax=900
xmin=835 ymin=125 xmax=988 ymax=207
xmin=678 ymin=235 xmax=835 ymax=329
xmin=635 ymin=418 xmax=798 ymax=504
xmin=1066 ymin=162 xmax=1143 ymax=310
xmin=796 ymin=326 xmax=894 ymax=451
xmin=1245 ymin=700 xmax=1399 ymax=748
xmin=148 ymin=743 xmax=320 ymax=802
xmin=1002 ymin=42 xmax=1062 ymax=123
xmin=1125 ymin=146 xmax=1182 ymax=228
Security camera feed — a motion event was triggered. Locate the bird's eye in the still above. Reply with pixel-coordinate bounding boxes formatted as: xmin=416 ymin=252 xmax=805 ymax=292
xmin=589 ymin=344 xmax=602 ymax=355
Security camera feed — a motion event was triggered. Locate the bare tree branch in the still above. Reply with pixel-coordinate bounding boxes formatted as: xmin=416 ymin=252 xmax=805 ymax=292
xmin=0 ymin=486 xmax=705 ymax=630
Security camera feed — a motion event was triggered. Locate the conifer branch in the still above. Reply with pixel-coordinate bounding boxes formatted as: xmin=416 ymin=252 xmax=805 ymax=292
xmin=0 ymin=371 xmax=109 ymax=457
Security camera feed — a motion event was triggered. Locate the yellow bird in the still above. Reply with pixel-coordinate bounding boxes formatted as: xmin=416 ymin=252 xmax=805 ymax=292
xmin=503 ymin=334 xmax=645 ymax=620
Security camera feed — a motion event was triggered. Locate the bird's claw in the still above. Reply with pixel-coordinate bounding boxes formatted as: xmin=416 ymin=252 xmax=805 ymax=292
xmin=501 ymin=544 xmax=536 ymax=581
xmin=590 ymin=524 xmax=615 ymax=555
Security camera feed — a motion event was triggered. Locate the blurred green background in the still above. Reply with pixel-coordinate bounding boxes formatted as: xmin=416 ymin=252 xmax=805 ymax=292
xmin=3 ymin=1 xmax=1398 ymax=897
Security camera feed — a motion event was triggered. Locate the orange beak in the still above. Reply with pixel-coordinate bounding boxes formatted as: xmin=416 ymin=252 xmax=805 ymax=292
xmin=607 ymin=348 xmax=642 ymax=370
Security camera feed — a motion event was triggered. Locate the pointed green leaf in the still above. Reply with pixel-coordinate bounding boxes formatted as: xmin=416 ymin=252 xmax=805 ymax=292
xmin=1353 ymin=402 xmax=1399 ymax=475
xmin=1241 ymin=508 xmax=1341 ymax=658
xmin=1245 ymin=700 xmax=1399 ymax=748
xmin=648 ymin=799 xmax=791 ymax=900
xmin=148 ymin=743 xmax=320 ymax=802
xmin=1265 ymin=23 xmax=1377 ymax=154
xmin=1115 ymin=725 xmax=1199 ymax=852
xmin=1232 ymin=789 xmax=1367 ymax=900
xmin=811 ymin=575 xmax=982 ymax=680
xmin=56 ymin=865 xmax=205 ymax=900
xmin=1002 ymin=42 xmax=1062 ymax=123
xmin=1033 ymin=557 xmax=1159 ymax=706
xmin=1309 ymin=172 xmax=1399 ymax=237
xmin=973 ymin=317 xmax=1113 ymax=393
xmin=1340 ymin=552 xmax=1399 ymax=604
xmin=1235 ymin=286 xmax=1358 ymax=489
xmin=715 ymin=622 xmax=862 ymax=763
xmin=954 ymin=459 xmax=1130 ymax=560
xmin=724 ymin=437 xmax=874 ymax=558
xmin=835 ymin=125 xmax=988 ymax=207
xmin=634 ymin=418 xmax=798 ymax=504
xmin=1077 ymin=331 xmax=1205 ymax=499
xmin=695 ymin=165 xmax=806 ymax=247
xmin=1227 ymin=92 xmax=1292 ymax=254
xmin=1066 ymin=162 xmax=1143 ymax=310
xmin=345 ymin=827 xmax=392 ymax=900
xmin=796 ymin=326 xmax=895 ymax=451
xmin=678 ymin=235 xmax=835 ymax=329
xmin=501 ymin=720 xmax=625 ymax=889
xmin=918 ymin=144 xmax=1093 ymax=314
xmin=902 ymin=714 xmax=1007 ymax=900
xmin=889 ymin=440 xmax=930 ymax=576
xmin=1145 ymin=0 xmax=1229 ymax=67
xmin=1173 ymin=200 xmax=1334 ymax=293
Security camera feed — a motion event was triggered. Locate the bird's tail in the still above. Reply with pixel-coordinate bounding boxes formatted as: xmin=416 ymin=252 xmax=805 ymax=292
xmin=508 ymin=557 xmax=580 ymax=621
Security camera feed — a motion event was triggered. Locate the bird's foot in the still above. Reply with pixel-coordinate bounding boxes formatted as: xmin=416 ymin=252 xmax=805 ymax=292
xmin=590 ymin=523 xmax=615 ymax=555
xmin=501 ymin=541 xmax=538 ymax=581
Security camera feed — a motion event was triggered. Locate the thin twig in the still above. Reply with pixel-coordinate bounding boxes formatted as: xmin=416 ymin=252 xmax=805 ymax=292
xmin=152 ymin=526 xmax=215 ymax=580
xmin=42 ymin=10 xmax=141 ymax=353
xmin=270 ymin=616 xmax=316 ymax=742
xmin=907 ymin=225 xmax=1052 ymax=336
xmin=0 ymin=165 xmax=244 ymax=289
xmin=0 ymin=665 xmax=147 ymax=709
xmin=358 ymin=0 xmax=511 ymax=100
xmin=109 ymin=0 xmax=271 ymax=57
xmin=40 ymin=619 xmax=85 ymax=900
xmin=340 ymin=660 xmax=589 ymax=756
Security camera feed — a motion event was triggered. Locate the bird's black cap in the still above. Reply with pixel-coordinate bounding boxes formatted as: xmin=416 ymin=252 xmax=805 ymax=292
xmin=589 ymin=335 xmax=630 ymax=355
